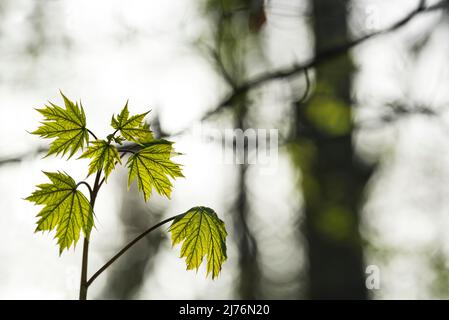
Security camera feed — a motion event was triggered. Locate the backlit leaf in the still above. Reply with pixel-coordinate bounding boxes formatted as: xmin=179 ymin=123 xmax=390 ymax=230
xmin=169 ymin=206 xmax=227 ymax=279
xmin=32 ymin=92 xmax=88 ymax=158
xmin=111 ymin=102 xmax=153 ymax=143
xmin=26 ymin=171 xmax=94 ymax=254
xmin=79 ymin=140 xmax=121 ymax=181
xmin=126 ymin=139 xmax=183 ymax=201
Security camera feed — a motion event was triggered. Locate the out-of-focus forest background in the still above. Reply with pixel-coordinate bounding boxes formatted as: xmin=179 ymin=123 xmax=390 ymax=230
xmin=1 ymin=0 xmax=449 ymax=299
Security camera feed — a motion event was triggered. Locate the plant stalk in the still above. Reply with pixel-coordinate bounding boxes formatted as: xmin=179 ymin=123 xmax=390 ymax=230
xmin=86 ymin=215 xmax=179 ymax=287
xmin=79 ymin=238 xmax=89 ymax=300
xmin=79 ymin=170 xmax=102 ymax=300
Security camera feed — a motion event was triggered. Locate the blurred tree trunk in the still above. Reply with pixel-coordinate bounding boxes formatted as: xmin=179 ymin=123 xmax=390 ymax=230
xmin=233 ymin=101 xmax=260 ymax=299
xmin=293 ymin=0 xmax=373 ymax=299
xmin=206 ymin=0 xmax=263 ymax=299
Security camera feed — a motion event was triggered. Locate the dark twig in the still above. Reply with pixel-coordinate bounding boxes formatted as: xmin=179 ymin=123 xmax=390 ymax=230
xmin=76 ymin=181 xmax=93 ymax=199
xmin=209 ymin=46 xmax=238 ymax=89
xmin=297 ymin=68 xmax=311 ymax=105
xmin=171 ymin=0 xmax=446 ymax=135
xmin=79 ymin=169 xmax=103 ymax=300
xmin=0 ymin=146 xmax=47 ymax=166
xmin=87 ymin=129 xmax=98 ymax=140
xmin=1 ymin=1 xmax=446 ymax=166
xmin=117 ymin=148 xmax=136 ymax=155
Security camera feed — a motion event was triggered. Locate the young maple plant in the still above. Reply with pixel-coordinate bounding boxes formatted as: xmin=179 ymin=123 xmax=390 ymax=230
xmin=25 ymin=92 xmax=227 ymax=300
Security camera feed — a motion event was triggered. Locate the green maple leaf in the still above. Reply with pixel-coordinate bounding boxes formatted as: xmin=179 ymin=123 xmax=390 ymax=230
xmin=137 ymin=122 xmax=154 ymax=144
xmin=79 ymin=140 xmax=121 ymax=181
xmin=26 ymin=171 xmax=94 ymax=254
xmin=111 ymin=102 xmax=153 ymax=143
xmin=126 ymin=139 xmax=183 ymax=201
xmin=169 ymin=207 xmax=227 ymax=279
xmin=32 ymin=92 xmax=89 ymax=159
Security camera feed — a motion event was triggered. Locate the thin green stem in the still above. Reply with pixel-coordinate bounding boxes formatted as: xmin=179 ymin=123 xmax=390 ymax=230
xmin=98 ymin=177 xmax=106 ymax=190
xmin=87 ymin=129 xmax=98 ymax=140
xmin=79 ymin=169 xmax=102 ymax=300
xmin=76 ymin=181 xmax=93 ymax=199
xmin=86 ymin=214 xmax=181 ymax=287
xmin=79 ymin=238 xmax=89 ymax=300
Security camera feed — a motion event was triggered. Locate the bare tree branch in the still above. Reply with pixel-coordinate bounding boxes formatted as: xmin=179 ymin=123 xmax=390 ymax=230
xmin=0 ymin=146 xmax=47 ymax=166
xmin=177 ymin=0 xmax=447 ymax=133
xmin=1 ymin=0 xmax=446 ymax=166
